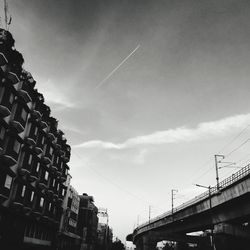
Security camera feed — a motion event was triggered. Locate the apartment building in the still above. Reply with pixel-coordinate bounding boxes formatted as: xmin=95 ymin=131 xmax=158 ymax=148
xmin=59 ymin=179 xmax=82 ymax=250
xmin=0 ymin=28 xmax=71 ymax=249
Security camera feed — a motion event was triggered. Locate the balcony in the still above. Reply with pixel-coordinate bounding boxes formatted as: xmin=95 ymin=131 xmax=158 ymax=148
xmin=38 ymin=177 xmax=48 ymax=189
xmin=62 ymin=144 xmax=71 ymax=163
xmin=31 ymin=109 xmax=42 ymax=119
xmin=25 ymin=121 xmax=39 ymax=147
xmin=50 ymin=165 xmax=58 ymax=173
xmin=38 ymin=182 xmax=47 ymax=190
xmin=47 ymin=132 xmax=56 ymax=142
xmin=32 ymin=196 xmax=45 ymax=218
xmin=60 ymin=175 xmax=67 ymax=184
xmin=0 ymin=193 xmax=8 ymax=205
xmin=42 ymin=143 xmax=54 ymax=165
xmin=0 ymin=85 xmax=15 ymax=117
xmin=0 ymin=172 xmax=14 ymax=204
xmin=11 ymin=183 xmax=26 ymax=211
xmin=0 ymin=133 xmax=21 ymax=167
xmin=43 ymin=202 xmax=56 ymax=220
xmin=45 ymin=188 xmax=54 ymax=198
xmin=17 ymin=80 xmax=32 ymax=103
xmin=29 ymin=160 xmax=40 ymax=183
xmin=9 ymin=102 xmax=28 ymax=133
xmin=0 ymin=52 xmax=8 ymax=68
xmin=6 ymin=71 xmax=19 ymax=85
xmin=53 ymin=193 xmax=58 ymax=200
xmin=18 ymin=168 xmax=30 ymax=182
xmin=5 ymin=49 xmax=23 ymax=85
xmin=0 ymin=122 xmax=7 ymax=153
xmin=19 ymin=150 xmax=33 ymax=174
xmin=40 ymin=119 xmax=48 ymax=129
xmin=22 ymin=188 xmax=34 ymax=212
xmin=47 ymin=117 xmax=58 ymax=142
xmin=35 ymin=133 xmax=45 ymax=155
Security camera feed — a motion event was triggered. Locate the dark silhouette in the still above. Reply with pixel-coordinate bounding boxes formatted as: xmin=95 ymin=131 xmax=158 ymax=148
xmin=111 ymin=240 xmax=125 ymax=250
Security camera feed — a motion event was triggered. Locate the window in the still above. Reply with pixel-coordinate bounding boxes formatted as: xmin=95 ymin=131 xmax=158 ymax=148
xmin=52 ymin=179 xmax=55 ymax=187
xmin=13 ymin=140 xmax=21 ymax=153
xmin=48 ymin=202 xmax=51 ymax=211
xmin=20 ymin=108 xmax=27 ymax=121
xmin=44 ymin=171 xmax=49 ymax=181
xmin=62 ymin=189 xmax=65 ymax=196
xmin=0 ymin=127 xmax=5 ymax=140
xmin=30 ymin=191 xmax=34 ymax=202
xmin=28 ymin=154 xmax=32 ymax=165
xmin=49 ymin=147 xmax=53 ymax=155
xmin=40 ymin=197 xmax=44 ymax=207
xmin=21 ymin=185 xmax=26 ymax=197
xmin=9 ymin=93 xmax=14 ymax=104
xmin=36 ymin=162 xmax=40 ymax=172
xmin=4 ymin=175 xmax=12 ymax=189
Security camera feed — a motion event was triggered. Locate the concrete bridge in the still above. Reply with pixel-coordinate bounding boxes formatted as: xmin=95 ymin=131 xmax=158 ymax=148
xmin=127 ymin=164 xmax=250 ymax=250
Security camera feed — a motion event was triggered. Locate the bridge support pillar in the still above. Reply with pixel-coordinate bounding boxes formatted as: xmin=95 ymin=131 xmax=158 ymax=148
xmin=135 ymin=234 xmax=157 ymax=250
xmin=213 ymin=223 xmax=250 ymax=250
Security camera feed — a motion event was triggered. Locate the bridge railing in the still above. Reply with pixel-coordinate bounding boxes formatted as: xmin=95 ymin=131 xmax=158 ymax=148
xmin=136 ymin=163 xmax=250 ymax=232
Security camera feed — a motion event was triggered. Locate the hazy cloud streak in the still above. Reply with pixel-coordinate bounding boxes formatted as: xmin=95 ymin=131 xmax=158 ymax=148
xmin=95 ymin=44 xmax=140 ymax=89
xmin=36 ymin=78 xmax=75 ymax=109
xmin=74 ymin=113 xmax=250 ymax=150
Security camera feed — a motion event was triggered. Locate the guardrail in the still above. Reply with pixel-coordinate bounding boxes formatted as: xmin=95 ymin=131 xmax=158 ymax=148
xmin=135 ymin=163 xmax=250 ymax=232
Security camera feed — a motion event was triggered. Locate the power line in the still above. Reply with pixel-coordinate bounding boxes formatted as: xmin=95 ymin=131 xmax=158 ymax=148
xmin=224 ymin=138 xmax=250 ymax=157
xmin=72 ymin=150 xmax=151 ymax=206
xmin=190 ymin=124 xmax=250 ymax=183
xmin=218 ymin=124 xmax=250 ymax=153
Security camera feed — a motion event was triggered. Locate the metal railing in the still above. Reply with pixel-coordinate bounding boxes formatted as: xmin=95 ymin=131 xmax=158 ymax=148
xmin=135 ymin=163 xmax=250 ymax=233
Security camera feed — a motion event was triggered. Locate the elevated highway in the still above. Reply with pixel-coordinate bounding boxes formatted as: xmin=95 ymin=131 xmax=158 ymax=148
xmin=127 ymin=164 xmax=250 ymax=250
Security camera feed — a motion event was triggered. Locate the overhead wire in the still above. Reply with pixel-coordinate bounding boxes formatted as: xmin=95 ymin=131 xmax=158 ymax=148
xmin=71 ymin=150 xmax=152 ymax=206
xmin=190 ymin=124 xmax=250 ymax=184
xmin=224 ymin=138 xmax=250 ymax=157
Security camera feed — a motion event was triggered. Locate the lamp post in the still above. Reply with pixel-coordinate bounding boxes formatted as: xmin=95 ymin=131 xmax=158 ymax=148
xmin=195 ymin=184 xmax=215 ymax=250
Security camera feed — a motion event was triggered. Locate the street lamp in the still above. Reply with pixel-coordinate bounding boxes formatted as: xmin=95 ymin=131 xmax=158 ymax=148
xmin=195 ymin=184 xmax=215 ymax=250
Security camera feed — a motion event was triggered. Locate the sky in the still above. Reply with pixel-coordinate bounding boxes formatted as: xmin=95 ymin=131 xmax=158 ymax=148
xmin=4 ymin=0 xmax=250 ymax=243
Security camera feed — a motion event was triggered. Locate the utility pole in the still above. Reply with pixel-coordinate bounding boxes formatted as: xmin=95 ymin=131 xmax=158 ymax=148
xmin=171 ymin=189 xmax=178 ymax=217
xmin=195 ymin=184 xmax=215 ymax=250
xmin=214 ymin=155 xmax=224 ymax=190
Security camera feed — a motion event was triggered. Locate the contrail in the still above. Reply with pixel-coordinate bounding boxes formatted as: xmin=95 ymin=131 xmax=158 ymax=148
xmin=95 ymin=44 xmax=140 ymax=89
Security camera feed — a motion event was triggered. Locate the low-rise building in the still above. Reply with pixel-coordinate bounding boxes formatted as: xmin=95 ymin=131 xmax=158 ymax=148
xmin=58 ymin=180 xmax=81 ymax=250
xmin=77 ymin=193 xmax=99 ymax=250
xmin=97 ymin=223 xmax=113 ymax=250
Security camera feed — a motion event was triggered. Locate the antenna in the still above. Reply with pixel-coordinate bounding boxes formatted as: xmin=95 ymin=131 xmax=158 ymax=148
xmin=3 ymin=0 xmax=11 ymax=30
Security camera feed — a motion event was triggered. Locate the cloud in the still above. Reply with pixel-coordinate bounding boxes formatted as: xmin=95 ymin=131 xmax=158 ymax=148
xmin=36 ymin=78 xmax=74 ymax=109
xmin=73 ymin=113 xmax=250 ymax=150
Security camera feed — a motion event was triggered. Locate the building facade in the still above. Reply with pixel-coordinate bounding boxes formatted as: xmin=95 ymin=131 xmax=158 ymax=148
xmin=0 ymin=29 xmax=71 ymax=249
xmin=97 ymin=223 xmax=113 ymax=250
xmin=77 ymin=193 xmax=99 ymax=250
xmin=58 ymin=180 xmax=81 ymax=250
